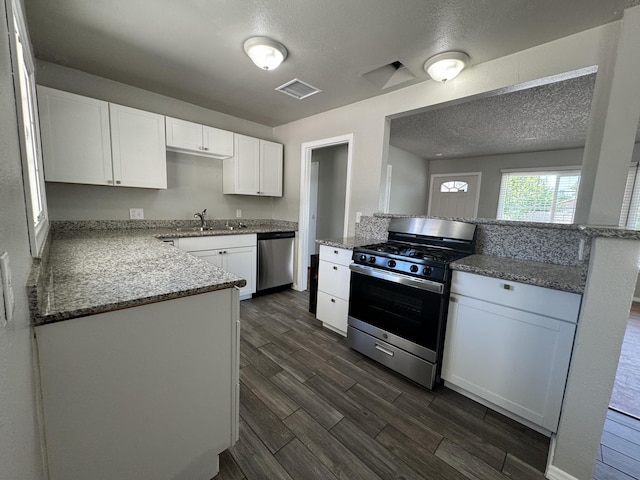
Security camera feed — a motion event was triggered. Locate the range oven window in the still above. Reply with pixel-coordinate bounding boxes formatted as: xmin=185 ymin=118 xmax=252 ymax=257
xmin=349 ymin=272 xmax=444 ymax=352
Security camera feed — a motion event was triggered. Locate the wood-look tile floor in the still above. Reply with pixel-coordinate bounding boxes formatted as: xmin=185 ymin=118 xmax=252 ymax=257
xmin=216 ymin=289 xmax=551 ymax=480
xmin=595 ymin=410 xmax=640 ymax=480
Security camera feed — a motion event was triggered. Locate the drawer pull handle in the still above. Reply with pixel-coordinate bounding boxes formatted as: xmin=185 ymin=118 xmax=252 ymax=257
xmin=502 ymin=284 xmax=513 ymax=290
xmin=375 ymin=344 xmax=394 ymax=357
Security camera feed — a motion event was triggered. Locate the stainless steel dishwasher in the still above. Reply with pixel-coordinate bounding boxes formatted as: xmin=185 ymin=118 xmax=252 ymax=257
xmin=255 ymin=231 xmax=295 ymax=296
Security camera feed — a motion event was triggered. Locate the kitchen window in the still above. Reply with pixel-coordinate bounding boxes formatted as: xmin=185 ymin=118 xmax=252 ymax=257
xmin=497 ymin=168 xmax=581 ymax=224
xmin=10 ymin=0 xmax=49 ymax=255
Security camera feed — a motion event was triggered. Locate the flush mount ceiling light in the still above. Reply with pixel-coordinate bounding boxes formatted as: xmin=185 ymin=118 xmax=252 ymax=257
xmin=243 ymin=36 xmax=288 ymax=71
xmin=424 ymin=51 xmax=469 ymax=83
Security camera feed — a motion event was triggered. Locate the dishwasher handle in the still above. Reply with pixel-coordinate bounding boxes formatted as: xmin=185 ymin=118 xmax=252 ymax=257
xmin=257 ymin=231 xmax=295 ymax=240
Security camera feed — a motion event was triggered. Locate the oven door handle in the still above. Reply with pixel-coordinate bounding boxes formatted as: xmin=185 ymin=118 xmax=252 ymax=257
xmin=349 ymin=264 xmax=444 ymax=294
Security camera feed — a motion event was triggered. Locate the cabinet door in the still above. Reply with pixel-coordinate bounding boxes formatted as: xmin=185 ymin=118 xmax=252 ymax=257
xmin=442 ymin=294 xmax=576 ymax=432
xmin=318 ymin=260 xmax=350 ymax=300
xmin=110 ymin=104 xmax=167 ymax=189
xmin=203 ymin=126 xmax=234 ymax=158
xmin=190 ymin=249 xmax=223 ymax=268
xmin=229 ymin=134 xmax=260 ymax=194
xmin=316 ymin=291 xmax=348 ymax=336
xmin=165 ymin=117 xmax=203 ymax=152
xmin=37 ymin=86 xmax=113 ymax=185
xmin=259 ymin=140 xmax=283 ymax=196
xmin=224 ymin=246 xmax=257 ymax=298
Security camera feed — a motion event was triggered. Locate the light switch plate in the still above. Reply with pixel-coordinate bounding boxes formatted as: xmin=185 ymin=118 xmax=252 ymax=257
xmin=129 ymin=208 xmax=144 ymax=220
xmin=236 ymin=209 xmax=242 ymax=218
xmin=0 ymin=252 xmax=14 ymax=323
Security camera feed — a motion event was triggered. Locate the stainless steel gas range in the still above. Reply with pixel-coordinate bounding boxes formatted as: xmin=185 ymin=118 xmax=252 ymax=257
xmin=347 ymin=217 xmax=476 ymax=389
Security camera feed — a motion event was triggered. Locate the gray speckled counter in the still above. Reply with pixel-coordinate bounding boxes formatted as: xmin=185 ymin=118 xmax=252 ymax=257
xmin=316 ymin=236 xmax=384 ymax=250
xmin=30 ymin=228 xmax=257 ymax=325
xmin=451 ymin=254 xmax=584 ymax=294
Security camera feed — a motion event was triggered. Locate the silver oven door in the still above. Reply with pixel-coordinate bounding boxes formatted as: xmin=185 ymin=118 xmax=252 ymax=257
xmin=348 ymin=265 xmax=446 ymax=360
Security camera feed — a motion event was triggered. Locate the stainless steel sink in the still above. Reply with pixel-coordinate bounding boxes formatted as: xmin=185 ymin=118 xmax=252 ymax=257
xmin=175 ymin=226 xmax=215 ymax=232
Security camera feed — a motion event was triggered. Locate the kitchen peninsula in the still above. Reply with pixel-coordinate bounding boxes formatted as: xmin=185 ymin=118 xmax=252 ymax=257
xmin=27 ymin=219 xmax=294 ymax=480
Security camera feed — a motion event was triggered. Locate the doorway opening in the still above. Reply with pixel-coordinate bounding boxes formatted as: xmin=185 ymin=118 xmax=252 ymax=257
xmin=297 ymin=134 xmax=354 ymax=292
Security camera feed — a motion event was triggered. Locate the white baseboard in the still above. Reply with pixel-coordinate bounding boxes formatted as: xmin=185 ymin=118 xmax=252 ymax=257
xmin=545 ymin=465 xmax=581 ymax=480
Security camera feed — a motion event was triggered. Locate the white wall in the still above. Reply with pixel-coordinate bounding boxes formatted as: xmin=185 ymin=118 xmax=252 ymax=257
xmin=314 ymin=144 xmax=348 ymax=239
xmin=36 ymin=62 xmax=277 ymax=221
xmin=429 ymin=148 xmax=586 ymax=219
xmin=273 ymin=23 xmax=611 ymax=235
xmin=0 ymin=0 xmax=45 ymax=478
xmin=387 ymin=145 xmax=429 ymax=214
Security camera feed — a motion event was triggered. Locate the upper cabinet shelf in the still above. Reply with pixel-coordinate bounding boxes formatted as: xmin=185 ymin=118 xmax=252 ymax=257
xmin=165 ymin=117 xmax=234 ymax=159
xmin=37 ymin=86 xmax=167 ymax=189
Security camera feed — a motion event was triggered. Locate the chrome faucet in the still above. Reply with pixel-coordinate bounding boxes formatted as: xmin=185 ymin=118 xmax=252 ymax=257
xmin=194 ymin=209 xmax=207 ymax=229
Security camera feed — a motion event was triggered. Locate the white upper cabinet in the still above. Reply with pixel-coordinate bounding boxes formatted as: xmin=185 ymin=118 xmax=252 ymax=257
xmin=223 ymin=134 xmax=283 ymax=197
xmin=110 ymin=104 xmax=166 ymax=189
xmin=165 ymin=116 xmax=233 ymax=159
xmin=37 ymin=86 xmax=167 ymax=189
xmin=38 ymin=86 xmax=113 ymax=185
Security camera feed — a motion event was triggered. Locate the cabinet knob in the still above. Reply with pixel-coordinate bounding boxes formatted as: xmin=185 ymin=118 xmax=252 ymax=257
xmin=502 ymin=284 xmax=513 ymax=290
xmin=333 ymin=266 xmax=338 ymax=270
xmin=331 ymin=298 xmax=336 ymax=303
xmin=106 ymin=179 xmax=113 ymax=184
xmin=115 ymin=180 xmax=121 ymax=185
xmin=203 ymin=147 xmax=209 ymax=151
xmin=334 ymin=250 xmax=338 ymax=254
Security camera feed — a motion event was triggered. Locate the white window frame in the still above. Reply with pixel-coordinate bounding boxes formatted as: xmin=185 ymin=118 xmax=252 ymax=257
xmin=496 ymin=166 xmax=581 ymax=224
xmin=8 ymin=0 xmax=49 ymax=256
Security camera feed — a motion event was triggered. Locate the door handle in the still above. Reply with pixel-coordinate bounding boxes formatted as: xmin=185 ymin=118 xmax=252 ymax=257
xmin=374 ymin=344 xmax=394 ymax=357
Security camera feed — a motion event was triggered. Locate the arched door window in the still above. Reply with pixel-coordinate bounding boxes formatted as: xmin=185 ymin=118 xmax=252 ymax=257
xmin=440 ymin=181 xmax=468 ymax=193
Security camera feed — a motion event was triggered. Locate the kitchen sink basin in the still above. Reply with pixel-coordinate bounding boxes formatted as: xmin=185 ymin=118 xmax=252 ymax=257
xmin=175 ymin=226 xmax=215 ymax=232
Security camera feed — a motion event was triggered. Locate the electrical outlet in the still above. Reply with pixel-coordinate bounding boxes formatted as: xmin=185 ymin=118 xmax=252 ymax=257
xmin=236 ymin=209 xmax=242 ymax=218
xmin=0 ymin=252 xmax=15 ymax=324
xmin=129 ymin=208 xmax=144 ymax=220
xmin=356 ymin=212 xmax=362 ymax=223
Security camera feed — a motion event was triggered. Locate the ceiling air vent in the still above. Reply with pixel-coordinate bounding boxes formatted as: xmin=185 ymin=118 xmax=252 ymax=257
xmin=276 ymin=78 xmax=321 ymax=100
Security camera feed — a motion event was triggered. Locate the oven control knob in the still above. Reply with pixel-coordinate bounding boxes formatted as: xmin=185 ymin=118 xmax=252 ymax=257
xmin=387 ymin=260 xmax=396 ymax=268
xmin=423 ymin=267 xmax=432 ymax=276
xmin=359 ymin=254 xmax=367 ymax=262
xmin=410 ymin=265 xmax=419 ymax=273
xmin=368 ymin=256 xmax=376 ymax=263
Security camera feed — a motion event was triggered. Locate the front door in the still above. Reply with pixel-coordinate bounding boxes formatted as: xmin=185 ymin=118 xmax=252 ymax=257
xmin=428 ymin=173 xmax=481 ymax=218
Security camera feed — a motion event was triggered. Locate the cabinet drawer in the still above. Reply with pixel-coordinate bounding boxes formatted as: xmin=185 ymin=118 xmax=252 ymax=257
xmin=318 ymin=260 xmax=351 ymax=299
xmin=177 ymin=234 xmax=257 ymax=252
xmin=319 ymin=245 xmax=352 ymax=267
xmin=451 ymin=271 xmax=581 ymax=323
xmin=316 ymin=292 xmax=348 ymax=335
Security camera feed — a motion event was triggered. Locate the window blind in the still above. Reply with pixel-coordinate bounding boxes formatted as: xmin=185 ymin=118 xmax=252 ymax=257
xmin=620 ymin=164 xmax=640 ymax=229
xmin=497 ymin=169 xmax=581 ymax=223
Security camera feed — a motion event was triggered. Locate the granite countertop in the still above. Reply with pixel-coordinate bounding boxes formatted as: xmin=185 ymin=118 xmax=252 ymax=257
xmin=316 ymin=236 xmax=384 ymax=250
xmin=451 ymin=254 xmax=585 ymax=294
xmin=30 ymin=225 xmax=302 ymax=326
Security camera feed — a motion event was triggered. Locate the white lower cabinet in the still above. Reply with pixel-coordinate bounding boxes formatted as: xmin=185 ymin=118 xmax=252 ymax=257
xmin=316 ymin=245 xmax=352 ymax=335
xmin=35 ymin=289 xmax=240 ymax=480
xmin=442 ymin=271 xmax=581 ymax=433
xmin=177 ymin=235 xmax=257 ymax=300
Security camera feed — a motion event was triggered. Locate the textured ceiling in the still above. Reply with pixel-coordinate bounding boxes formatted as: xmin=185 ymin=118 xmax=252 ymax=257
xmin=389 ymin=73 xmax=599 ymax=160
xmin=389 ymin=72 xmax=640 ymax=160
xmin=23 ymin=0 xmax=640 ymax=127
